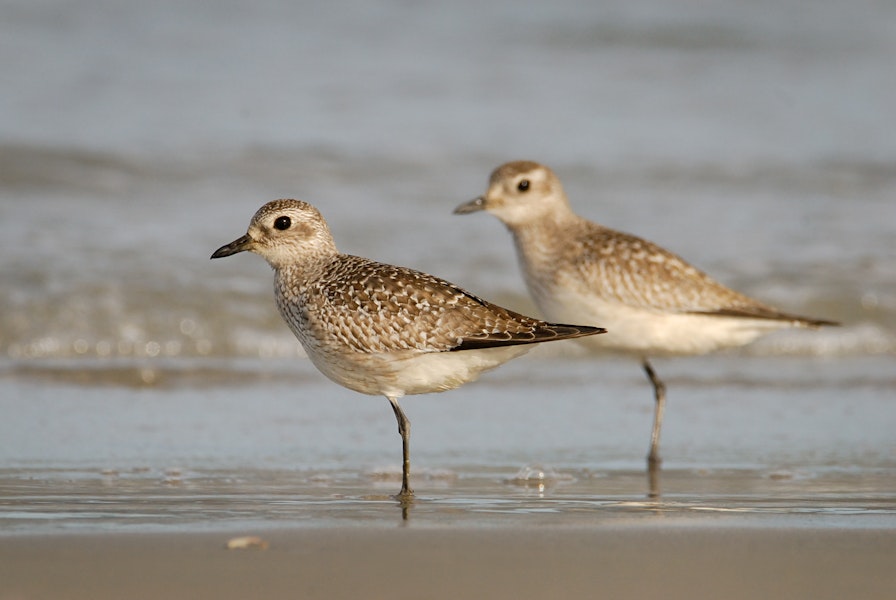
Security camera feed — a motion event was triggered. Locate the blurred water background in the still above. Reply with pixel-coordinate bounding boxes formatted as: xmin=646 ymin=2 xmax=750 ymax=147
xmin=1 ymin=0 xmax=894 ymax=531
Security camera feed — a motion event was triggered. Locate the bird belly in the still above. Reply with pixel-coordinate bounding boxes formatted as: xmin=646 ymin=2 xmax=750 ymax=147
xmin=533 ymin=289 xmax=789 ymax=357
xmin=304 ymin=345 xmax=533 ymax=398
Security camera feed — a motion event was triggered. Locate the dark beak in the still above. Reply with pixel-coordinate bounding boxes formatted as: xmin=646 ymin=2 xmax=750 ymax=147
xmin=210 ymin=234 xmax=253 ymax=259
xmin=453 ymin=196 xmax=487 ymax=215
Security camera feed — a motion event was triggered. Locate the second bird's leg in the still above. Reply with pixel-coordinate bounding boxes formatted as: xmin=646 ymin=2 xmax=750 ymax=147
xmin=642 ymin=359 xmax=666 ymax=469
xmin=388 ymin=396 xmax=414 ymax=498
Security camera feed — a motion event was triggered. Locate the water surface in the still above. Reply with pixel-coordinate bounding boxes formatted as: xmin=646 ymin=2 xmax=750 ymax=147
xmin=1 ymin=0 xmax=894 ymax=533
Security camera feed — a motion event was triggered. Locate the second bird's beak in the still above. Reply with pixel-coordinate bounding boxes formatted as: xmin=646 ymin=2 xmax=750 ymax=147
xmin=210 ymin=234 xmax=254 ymax=259
xmin=453 ymin=196 xmax=487 ymax=215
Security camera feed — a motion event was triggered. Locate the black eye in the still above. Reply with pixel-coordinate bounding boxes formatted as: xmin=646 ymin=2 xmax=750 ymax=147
xmin=517 ymin=179 xmax=530 ymax=192
xmin=274 ymin=216 xmax=291 ymax=230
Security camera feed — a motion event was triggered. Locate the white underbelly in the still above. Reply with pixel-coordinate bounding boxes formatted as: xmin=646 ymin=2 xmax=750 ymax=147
xmin=306 ymin=344 xmax=534 ymax=398
xmin=534 ymin=290 xmax=789 ymax=357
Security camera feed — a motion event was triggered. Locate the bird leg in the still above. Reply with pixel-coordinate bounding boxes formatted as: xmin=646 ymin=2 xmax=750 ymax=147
xmin=388 ymin=397 xmax=414 ymax=499
xmin=642 ymin=359 xmax=666 ymax=470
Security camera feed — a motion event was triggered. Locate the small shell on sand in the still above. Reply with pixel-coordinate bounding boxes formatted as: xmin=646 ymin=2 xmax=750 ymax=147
xmin=225 ymin=536 xmax=269 ymax=550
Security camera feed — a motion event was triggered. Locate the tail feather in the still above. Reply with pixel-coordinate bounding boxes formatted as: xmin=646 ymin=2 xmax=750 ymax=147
xmin=452 ymin=323 xmax=605 ymax=351
xmin=692 ymin=307 xmax=839 ymax=328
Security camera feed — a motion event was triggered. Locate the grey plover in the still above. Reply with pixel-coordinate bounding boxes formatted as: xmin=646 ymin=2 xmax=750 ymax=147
xmin=211 ymin=199 xmax=605 ymax=498
xmin=455 ymin=160 xmax=837 ymax=470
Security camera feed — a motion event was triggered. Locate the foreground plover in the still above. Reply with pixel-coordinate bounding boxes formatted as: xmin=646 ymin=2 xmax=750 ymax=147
xmin=456 ymin=161 xmax=837 ymax=470
xmin=211 ymin=199 xmax=605 ymax=498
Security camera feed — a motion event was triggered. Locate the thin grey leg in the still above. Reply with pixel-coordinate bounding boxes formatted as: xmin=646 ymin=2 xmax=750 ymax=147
xmin=388 ymin=396 xmax=414 ymax=499
xmin=642 ymin=359 xmax=666 ymax=468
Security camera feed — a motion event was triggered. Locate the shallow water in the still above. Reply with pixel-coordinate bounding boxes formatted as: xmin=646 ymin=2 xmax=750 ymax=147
xmin=1 ymin=0 xmax=895 ymax=533
xmin=1 ymin=354 xmax=893 ymax=532
xmin=3 ymin=0 xmax=895 ymax=363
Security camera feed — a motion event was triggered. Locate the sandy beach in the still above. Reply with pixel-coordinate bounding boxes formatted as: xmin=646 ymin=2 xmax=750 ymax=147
xmin=2 ymin=525 xmax=894 ymax=600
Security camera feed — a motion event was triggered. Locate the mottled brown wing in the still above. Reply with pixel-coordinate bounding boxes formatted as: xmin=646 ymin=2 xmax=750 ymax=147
xmin=567 ymin=224 xmax=836 ymax=326
xmin=567 ymin=225 xmax=768 ymax=311
xmin=314 ymin=256 xmax=604 ymax=353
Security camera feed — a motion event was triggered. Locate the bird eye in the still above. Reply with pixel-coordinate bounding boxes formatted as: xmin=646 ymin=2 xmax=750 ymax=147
xmin=274 ymin=216 xmax=291 ymax=230
xmin=517 ymin=179 xmax=530 ymax=192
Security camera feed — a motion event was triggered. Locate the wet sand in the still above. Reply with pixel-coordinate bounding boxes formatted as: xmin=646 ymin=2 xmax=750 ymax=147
xmin=2 ymin=525 xmax=894 ymax=600
xmin=2 ymin=355 xmax=893 ymax=598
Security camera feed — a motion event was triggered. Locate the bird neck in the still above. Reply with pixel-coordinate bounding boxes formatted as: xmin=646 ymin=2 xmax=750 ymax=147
xmin=508 ymin=203 xmax=577 ymax=252
xmin=274 ymin=252 xmax=335 ymax=295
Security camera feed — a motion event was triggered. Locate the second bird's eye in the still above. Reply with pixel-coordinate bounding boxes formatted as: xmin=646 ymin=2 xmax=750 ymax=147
xmin=274 ymin=216 xmax=291 ymax=230
xmin=517 ymin=179 xmax=530 ymax=192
